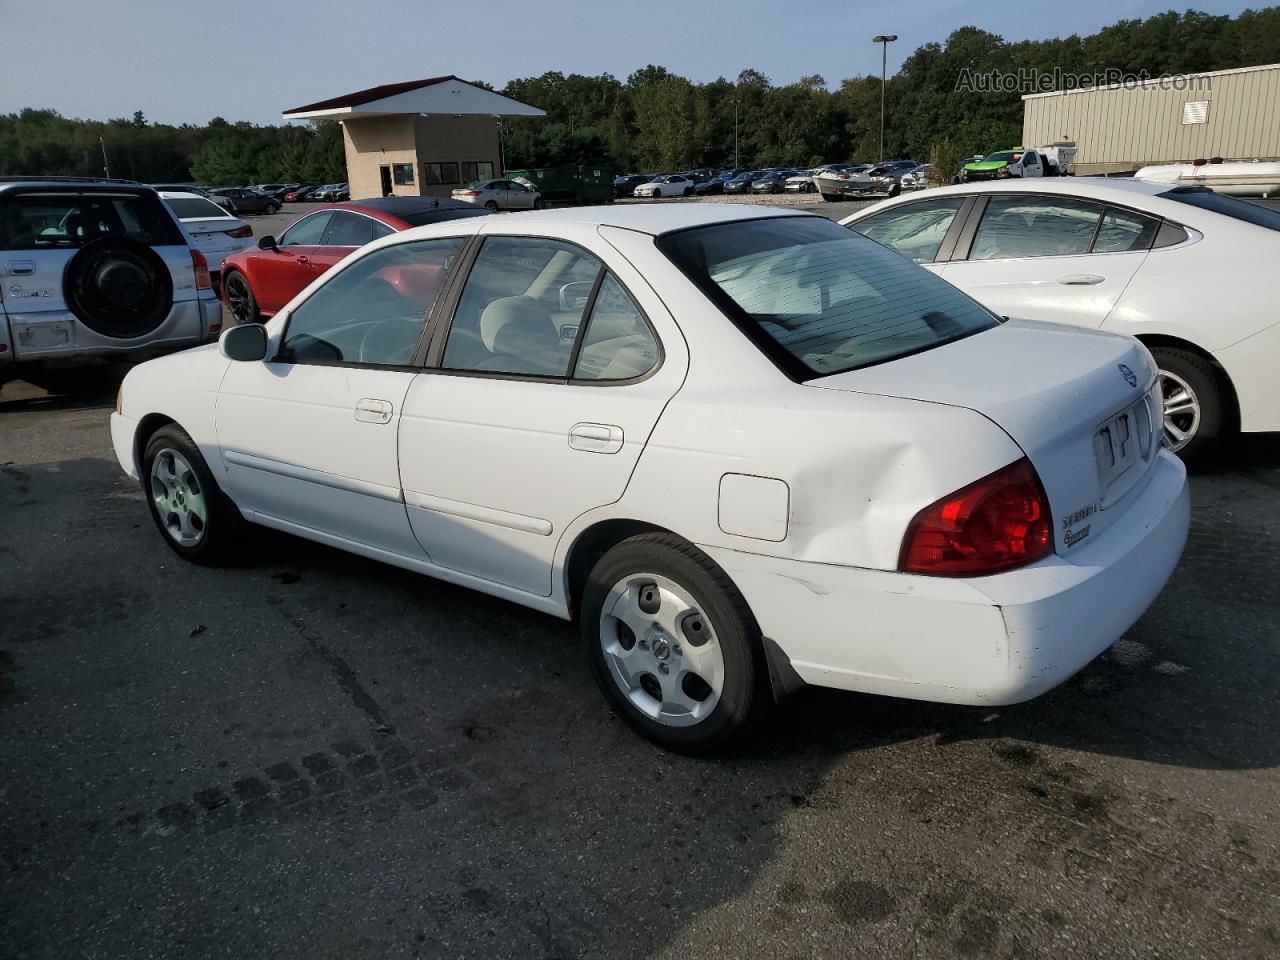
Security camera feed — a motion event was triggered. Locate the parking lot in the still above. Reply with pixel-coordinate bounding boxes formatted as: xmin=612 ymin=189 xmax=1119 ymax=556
xmin=3 ymin=201 xmax=1280 ymax=960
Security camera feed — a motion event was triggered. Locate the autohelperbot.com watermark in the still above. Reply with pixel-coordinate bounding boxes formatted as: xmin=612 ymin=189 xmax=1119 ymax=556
xmin=955 ymin=68 xmax=1213 ymax=95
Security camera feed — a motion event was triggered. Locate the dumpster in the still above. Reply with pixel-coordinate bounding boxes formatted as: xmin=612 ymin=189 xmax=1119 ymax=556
xmin=505 ymin=163 xmax=615 ymax=205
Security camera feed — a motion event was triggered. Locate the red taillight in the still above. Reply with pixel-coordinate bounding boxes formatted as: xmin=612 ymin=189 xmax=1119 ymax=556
xmin=226 ymin=225 xmax=253 ymax=239
xmin=190 ymin=249 xmax=211 ymax=290
xmin=899 ymin=458 xmax=1053 ymax=576
xmin=456 ymin=190 xmax=480 ymax=197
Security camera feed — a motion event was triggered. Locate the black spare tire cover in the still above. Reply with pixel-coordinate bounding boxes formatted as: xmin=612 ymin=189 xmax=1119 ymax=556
xmin=63 ymin=236 xmax=175 ymax=339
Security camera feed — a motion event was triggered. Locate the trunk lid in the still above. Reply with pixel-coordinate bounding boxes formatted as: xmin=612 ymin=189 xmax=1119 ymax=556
xmin=811 ymin=319 xmax=1163 ymax=556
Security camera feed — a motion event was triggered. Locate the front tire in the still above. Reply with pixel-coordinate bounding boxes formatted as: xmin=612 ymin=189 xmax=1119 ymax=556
xmin=221 ymin=270 xmax=259 ymax=325
xmin=533 ymin=197 xmax=545 ymax=210
xmin=582 ymin=534 xmax=769 ymax=753
xmin=142 ymin=425 xmax=247 ymax=565
xmin=1150 ymin=346 xmax=1231 ymax=460
xmin=267 ymin=202 xmax=280 ymax=215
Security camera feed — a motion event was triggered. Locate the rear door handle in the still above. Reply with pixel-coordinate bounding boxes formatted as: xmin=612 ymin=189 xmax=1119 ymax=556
xmin=1057 ymin=273 xmax=1104 ymax=285
xmin=569 ymin=422 xmax=624 ymax=454
xmin=296 ymin=255 xmax=310 ymax=265
xmin=354 ymin=398 xmax=393 ymax=424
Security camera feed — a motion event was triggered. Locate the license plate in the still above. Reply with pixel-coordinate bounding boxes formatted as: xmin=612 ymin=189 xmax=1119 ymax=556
xmin=1093 ymin=402 xmax=1144 ymax=487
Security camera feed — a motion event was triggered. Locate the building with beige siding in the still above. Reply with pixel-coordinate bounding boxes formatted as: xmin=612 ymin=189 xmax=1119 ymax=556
xmin=1022 ymin=63 xmax=1280 ymax=176
xmin=283 ymin=77 xmax=544 ymax=200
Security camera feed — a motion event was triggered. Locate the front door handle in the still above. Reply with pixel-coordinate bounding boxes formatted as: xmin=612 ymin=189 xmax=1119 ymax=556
xmin=354 ymin=398 xmax=393 ymax=424
xmin=569 ymin=422 xmax=624 ymax=454
xmin=296 ymin=255 xmax=310 ymax=265
xmin=1057 ymin=273 xmax=1104 ymax=285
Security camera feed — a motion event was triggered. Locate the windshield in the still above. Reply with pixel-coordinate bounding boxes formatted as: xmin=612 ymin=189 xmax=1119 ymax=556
xmin=658 ymin=216 xmax=998 ymax=380
xmin=1158 ymin=188 xmax=1280 ymax=233
xmin=982 ymin=152 xmax=1019 ymax=163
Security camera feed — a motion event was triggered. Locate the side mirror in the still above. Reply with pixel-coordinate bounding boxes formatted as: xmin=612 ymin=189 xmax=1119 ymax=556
xmin=258 ymin=235 xmax=279 ymax=252
xmin=220 ymin=323 xmax=268 ymax=362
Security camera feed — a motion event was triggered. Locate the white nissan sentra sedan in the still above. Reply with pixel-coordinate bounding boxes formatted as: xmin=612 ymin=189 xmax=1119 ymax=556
xmin=110 ymin=204 xmax=1189 ymax=752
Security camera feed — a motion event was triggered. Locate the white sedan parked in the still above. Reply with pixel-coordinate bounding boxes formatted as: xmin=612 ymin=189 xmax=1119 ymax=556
xmin=159 ymin=191 xmax=254 ymax=291
xmin=451 ymin=178 xmax=544 ymax=212
xmin=634 ymin=175 xmax=695 ymax=198
xmin=842 ymin=178 xmax=1280 ymax=458
xmin=111 ymin=204 xmax=1188 ymax=753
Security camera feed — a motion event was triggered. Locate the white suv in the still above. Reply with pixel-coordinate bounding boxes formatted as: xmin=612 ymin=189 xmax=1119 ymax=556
xmin=0 ymin=178 xmax=222 ymax=389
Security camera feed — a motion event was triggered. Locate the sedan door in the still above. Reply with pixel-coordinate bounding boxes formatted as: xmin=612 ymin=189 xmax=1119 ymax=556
xmin=504 ymin=181 xmax=536 ymax=210
xmin=397 ymin=229 xmax=685 ymax=597
xmin=306 ymin=210 xmax=377 ymax=277
xmin=940 ymin=194 xmax=1156 ymax=327
xmin=251 ymin=210 xmax=333 ymax=313
xmin=215 ymin=234 xmax=473 ymax=556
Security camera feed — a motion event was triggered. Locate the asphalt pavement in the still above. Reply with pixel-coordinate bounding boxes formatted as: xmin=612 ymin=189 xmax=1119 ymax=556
xmin=2 ymin=204 xmax=1280 ymax=959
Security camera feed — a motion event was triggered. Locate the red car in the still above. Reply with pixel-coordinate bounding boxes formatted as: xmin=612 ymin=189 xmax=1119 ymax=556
xmin=219 ymin=197 xmax=491 ymax=325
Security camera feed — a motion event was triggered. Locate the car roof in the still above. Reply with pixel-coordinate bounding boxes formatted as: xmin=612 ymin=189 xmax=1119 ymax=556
xmin=0 ymin=178 xmax=152 ymax=196
xmin=340 ymin=196 xmax=476 ymax=216
xmin=158 ymin=190 xmax=227 ymax=203
xmin=890 ymin=177 xmax=1170 ymax=202
xmin=461 ymin=202 xmax=811 ymax=236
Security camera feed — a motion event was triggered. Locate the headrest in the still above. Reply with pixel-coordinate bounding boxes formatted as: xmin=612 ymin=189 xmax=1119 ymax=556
xmin=479 ymin=296 xmax=553 ymax=352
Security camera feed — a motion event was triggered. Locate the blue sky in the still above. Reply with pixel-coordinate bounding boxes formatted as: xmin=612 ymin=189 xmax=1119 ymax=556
xmin=0 ymin=0 xmax=1262 ymax=125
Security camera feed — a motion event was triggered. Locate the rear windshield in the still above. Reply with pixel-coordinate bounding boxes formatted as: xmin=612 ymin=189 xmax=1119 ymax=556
xmin=165 ymin=197 xmax=230 ymax=220
xmin=1158 ymin=188 xmax=1280 ymax=233
xmin=658 ymin=216 xmax=998 ymax=380
xmin=0 ymin=192 xmax=185 ymax=250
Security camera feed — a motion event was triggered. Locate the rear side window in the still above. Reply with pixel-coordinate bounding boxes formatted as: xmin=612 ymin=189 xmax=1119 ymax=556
xmin=850 ymin=197 xmax=966 ymax=263
xmin=573 ymin=274 xmax=660 ymax=381
xmin=322 ymin=212 xmax=374 ymax=247
xmin=970 ymin=196 xmax=1103 ymax=259
xmin=165 ymin=197 xmax=230 ymax=220
xmin=1158 ymin=188 xmax=1280 ymax=232
xmin=1093 ymin=208 xmax=1160 ymax=253
xmin=0 ymin=192 xmax=184 ymax=250
xmin=658 ymin=216 xmax=997 ymax=379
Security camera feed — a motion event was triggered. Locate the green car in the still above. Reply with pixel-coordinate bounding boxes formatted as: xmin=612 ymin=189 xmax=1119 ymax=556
xmin=960 ymin=149 xmax=1024 ymax=182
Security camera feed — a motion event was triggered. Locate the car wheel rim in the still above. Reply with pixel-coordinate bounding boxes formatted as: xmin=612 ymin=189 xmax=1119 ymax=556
xmin=599 ymin=573 xmax=725 ymax=728
xmin=150 ymin=448 xmax=208 ymax=547
xmin=1159 ymin=369 xmax=1201 ymax=452
xmin=225 ymin=276 xmax=250 ymax=324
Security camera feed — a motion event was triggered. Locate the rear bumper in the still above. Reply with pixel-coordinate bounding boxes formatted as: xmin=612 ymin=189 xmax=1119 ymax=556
xmin=9 ymin=297 xmax=222 ymax=366
xmin=706 ymin=450 xmax=1189 ymax=706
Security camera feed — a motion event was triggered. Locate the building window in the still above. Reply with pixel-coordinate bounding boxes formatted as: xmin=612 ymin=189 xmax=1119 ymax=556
xmin=424 ymin=162 xmax=460 ymax=185
xmin=461 ymin=161 xmax=496 ymax=182
xmin=392 ymin=163 xmax=415 ymax=185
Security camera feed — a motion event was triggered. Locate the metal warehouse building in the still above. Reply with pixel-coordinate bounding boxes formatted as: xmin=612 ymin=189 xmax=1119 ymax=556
xmin=1022 ymin=63 xmax=1280 ymax=176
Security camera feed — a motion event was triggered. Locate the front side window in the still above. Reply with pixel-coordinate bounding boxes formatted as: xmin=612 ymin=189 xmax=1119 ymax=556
xmin=442 ymin=237 xmax=603 ymax=377
xmin=658 ymin=216 xmax=997 ymax=379
xmin=851 ymin=197 xmax=967 ymax=264
xmin=425 ymin=163 xmax=460 ymax=185
xmin=392 ymin=163 xmax=415 ymax=186
xmin=280 ymin=212 xmax=332 ymax=246
xmin=279 ymin=237 xmax=466 ymax=367
xmin=322 ymin=211 xmax=374 ymax=247
xmin=969 ymin=196 xmax=1104 ymax=260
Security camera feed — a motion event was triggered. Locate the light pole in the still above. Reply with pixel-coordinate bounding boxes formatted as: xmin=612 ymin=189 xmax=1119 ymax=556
xmin=733 ymin=98 xmax=740 ymax=169
xmin=99 ymin=136 xmax=111 ymax=179
xmin=872 ymin=35 xmax=897 ymax=162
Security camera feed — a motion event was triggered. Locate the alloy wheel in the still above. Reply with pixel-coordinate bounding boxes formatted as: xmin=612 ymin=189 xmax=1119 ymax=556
xmin=224 ymin=275 xmax=252 ymax=325
xmin=1159 ymin=369 xmax=1201 ymax=452
xmin=150 ymin=448 xmax=208 ymax=547
xmin=599 ymin=573 xmax=725 ymax=727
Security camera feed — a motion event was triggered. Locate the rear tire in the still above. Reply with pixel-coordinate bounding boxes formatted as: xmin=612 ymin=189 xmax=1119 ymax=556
xmin=142 ymin=425 xmax=247 ymax=566
xmin=484 ymin=200 xmax=499 ymax=212
xmin=1149 ymin=346 xmax=1232 ymax=461
xmin=222 ymin=270 xmax=260 ymax=326
xmin=582 ymin=533 xmax=770 ymax=753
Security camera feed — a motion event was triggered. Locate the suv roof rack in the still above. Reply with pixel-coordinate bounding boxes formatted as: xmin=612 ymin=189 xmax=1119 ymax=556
xmin=0 ymin=175 xmax=143 ymax=185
